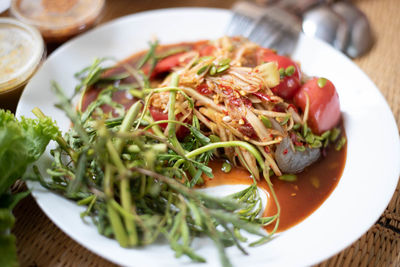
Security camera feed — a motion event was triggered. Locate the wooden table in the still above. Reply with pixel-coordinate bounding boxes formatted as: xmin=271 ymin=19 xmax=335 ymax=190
xmin=5 ymin=0 xmax=400 ymax=266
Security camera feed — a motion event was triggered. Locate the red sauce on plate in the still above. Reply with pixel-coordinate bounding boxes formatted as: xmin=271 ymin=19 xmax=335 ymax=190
xmin=199 ymin=136 xmax=346 ymax=232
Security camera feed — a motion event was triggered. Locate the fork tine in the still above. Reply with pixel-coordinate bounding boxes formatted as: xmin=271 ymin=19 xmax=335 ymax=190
xmin=226 ymin=1 xmax=301 ymax=55
xmin=248 ymin=16 xmax=280 ymax=46
xmin=263 ymin=31 xmax=284 ymax=50
xmin=226 ymin=1 xmax=267 ymax=37
xmin=226 ymin=13 xmax=253 ymax=36
xmin=276 ymin=32 xmax=300 ymax=55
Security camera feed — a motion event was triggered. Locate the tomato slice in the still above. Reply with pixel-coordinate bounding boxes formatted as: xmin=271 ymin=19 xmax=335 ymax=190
xmin=256 ymin=47 xmax=276 ymax=65
xmin=262 ymin=52 xmax=302 ymax=99
xmin=150 ymin=52 xmax=185 ymax=78
xmin=271 ymin=76 xmax=301 ymax=100
xmin=149 ymin=44 xmax=214 ymax=78
xmin=262 ymin=53 xmax=301 ymax=80
xmin=198 ymin=44 xmax=215 ymax=56
xmin=149 ymin=106 xmax=189 ymax=139
xmin=294 ymin=77 xmax=341 ymax=134
xmin=149 ymin=106 xmax=168 ymax=129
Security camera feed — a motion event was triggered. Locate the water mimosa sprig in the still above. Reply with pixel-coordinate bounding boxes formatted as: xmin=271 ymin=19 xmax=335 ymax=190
xmin=30 ymin=72 xmax=280 ymax=267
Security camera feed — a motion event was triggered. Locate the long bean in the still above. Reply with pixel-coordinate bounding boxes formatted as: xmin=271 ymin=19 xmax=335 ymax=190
xmin=104 ymin=164 xmax=129 ymax=247
xmin=109 ymin=102 xmax=143 ymax=246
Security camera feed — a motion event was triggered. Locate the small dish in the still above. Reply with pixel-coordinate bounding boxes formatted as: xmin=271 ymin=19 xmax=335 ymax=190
xmin=10 ymin=0 xmax=105 ymax=42
xmin=0 ymin=18 xmax=44 ymax=111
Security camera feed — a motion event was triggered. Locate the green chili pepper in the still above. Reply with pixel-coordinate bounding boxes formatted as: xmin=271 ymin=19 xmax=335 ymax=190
xmin=317 ymin=77 xmax=327 ymax=88
xmin=199 ymin=56 xmax=214 ymax=61
xmin=311 ymin=140 xmax=322 ymax=148
xmin=279 ymin=115 xmax=290 ymax=126
xmin=209 ymin=65 xmax=217 ymax=75
xmin=260 ymin=115 xmax=272 ymax=128
xmin=305 ymin=133 xmax=315 ymax=144
xmin=302 ymin=123 xmax=309 ymax=137
xmin=197 ymin=65 xmax=209 ymax=75
xmin=293 ymin=123 xmax=301 ymax=130
xmin=222 ymin=162 xmax=232 ymax=173
xmin=216 ymin=64 xmax=230 ymax=73
xmin=320 ymin=130 xmax=331 ymax=140
xmin=330 ymin=128 xmax=341 ymax=142
xmin=278 ymin=174 xmax=297 ymax=182
xmin=285 ymin=66 xmax=295 ymax=76
xmin=279 ymin=67 xmax=285 ymax=78
xmin=335 ymin=136 xmax=347 ymax=151
xmin=219 ymin=58 xmax=231 ymax=66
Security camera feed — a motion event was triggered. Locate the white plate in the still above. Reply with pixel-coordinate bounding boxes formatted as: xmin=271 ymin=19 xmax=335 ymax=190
xmin=16 ymin=8 xmax=400 ymax=267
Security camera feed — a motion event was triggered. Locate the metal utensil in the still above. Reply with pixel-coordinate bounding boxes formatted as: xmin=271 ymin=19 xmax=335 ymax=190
xmin=302 ymin=1 xmax=374 ymax=58
xmin=331 ymin=1 xmax=374 ymax=57
xmin=226 ymin=1 xmax=302 ymax=55
xmin=229 ymin=0 xmax=373 ymax=58
xmin=302 ymin=4 xmax=350 ymax=52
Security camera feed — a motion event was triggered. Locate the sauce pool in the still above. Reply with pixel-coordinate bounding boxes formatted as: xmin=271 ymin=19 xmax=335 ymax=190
xmin=200 ymin=139 xmax=346 ymax=232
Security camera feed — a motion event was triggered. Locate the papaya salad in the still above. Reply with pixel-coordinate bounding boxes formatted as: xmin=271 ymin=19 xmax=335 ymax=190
xmin=32 ymin=36 xmax=346 ymax=267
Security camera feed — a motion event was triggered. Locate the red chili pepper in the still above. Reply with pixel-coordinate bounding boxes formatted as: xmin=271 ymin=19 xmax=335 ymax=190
xmin=264 ymin=146 xmax=270 ymax=153
xmin=150 ymin=52 xmax=186 ymax=78
xmin=196 ymin=82 xmax=212 ymax=95
xmin=252 ymin=92 xmax=278 ymax=103
xmin=229 ymin=97 xmax=242 ymax=107
xmin=242 ymin=97 xmax=253 ymax=108
xmin=220 ymin=84 xmax=233 ymax=95
xmin=283 ymin=148 xmax=288 ymax=155
xmin=287 ymin=104 xmax=298 ymax=113
xmin=273 ymin=104 xmax=286 ymax=112
xmin=294 ymin=140 xmax=303 ymax=147
xmin=238 ymin=119 xmax=257 ymax=139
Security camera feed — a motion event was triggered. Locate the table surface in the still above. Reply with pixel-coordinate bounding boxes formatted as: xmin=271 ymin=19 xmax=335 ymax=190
xmin=3 ymin=0 xmax=400 ymax=266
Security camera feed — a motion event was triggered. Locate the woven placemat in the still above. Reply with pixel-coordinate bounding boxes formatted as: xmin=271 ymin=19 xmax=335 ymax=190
xmin=11 ymin=0 xmax=400 ymax=266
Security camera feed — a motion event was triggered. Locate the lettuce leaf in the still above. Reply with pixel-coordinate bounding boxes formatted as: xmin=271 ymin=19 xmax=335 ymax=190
xmin=0 ymin=191 xmax=30 ymax=267
xmin=0 ymin=109 xmax=59 ymax=267
xmin=0 ymin=110 xmax=59 ymax=194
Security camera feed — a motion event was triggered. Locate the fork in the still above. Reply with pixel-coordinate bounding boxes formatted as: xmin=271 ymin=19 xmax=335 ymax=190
xmin=225 ymin=1 xmax=313 ymax=55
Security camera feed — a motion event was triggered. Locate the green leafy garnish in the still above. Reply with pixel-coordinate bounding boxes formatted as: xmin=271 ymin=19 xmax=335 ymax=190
xmin=0 ymin=110 xmax=59 ymax=194
xmin=0 ymin=109 xmax=59 ymax=267
xmin=29 ymin=73 xmax=280 ymax=267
